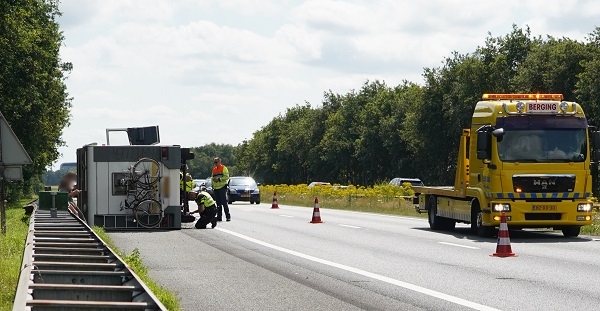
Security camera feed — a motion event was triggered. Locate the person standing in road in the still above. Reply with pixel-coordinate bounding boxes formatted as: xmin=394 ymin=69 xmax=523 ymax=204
xmin=211 ymin=157 xmax=230 ymax=221
xmin=190 ymin=189 xmax=218 ymax=229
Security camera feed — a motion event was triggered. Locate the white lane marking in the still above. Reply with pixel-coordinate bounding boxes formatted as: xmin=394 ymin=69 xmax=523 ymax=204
xmin=241 ymin=209 xmax=253 ymax=212
xmin=217 ymin=228 xmax=501 ymax=311
xmin=438 ymin=242 xmax=480 ymax=250
xmin=279 ymin=215 xmax=294 ymax=218
xmin=338 ymin=224 xmax=361 ymax=229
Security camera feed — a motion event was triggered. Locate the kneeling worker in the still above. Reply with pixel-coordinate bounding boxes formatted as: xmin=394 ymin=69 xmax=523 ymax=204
xmin=190 ymin=189 xmax=218 ymax=229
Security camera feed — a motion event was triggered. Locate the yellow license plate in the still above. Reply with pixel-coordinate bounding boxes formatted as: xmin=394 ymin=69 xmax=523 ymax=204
xmin=241 ymin=194 xmax=250 ymax=198
xmin=532 ymin=205 xmax=557 ymax=211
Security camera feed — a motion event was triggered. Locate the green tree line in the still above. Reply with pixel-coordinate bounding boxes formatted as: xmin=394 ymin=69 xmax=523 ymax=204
xmin=0 ymin=0 xmax=72 ymax=200
xmin=186 ymin=143 xmax=238 ymax=180
xmin=191 ymin=25 xmax=600 ymax=186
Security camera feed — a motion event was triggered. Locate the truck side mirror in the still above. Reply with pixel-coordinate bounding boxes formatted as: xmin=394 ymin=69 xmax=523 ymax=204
xmin=591 ymin=131 xmax=600 ymax=162
xmin=476 ymin=132 xmax=491 ymax=160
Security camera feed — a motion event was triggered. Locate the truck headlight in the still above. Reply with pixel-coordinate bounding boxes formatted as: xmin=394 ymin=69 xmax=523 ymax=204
xmin=577 ymin=203 xmax=592 ymax=212
xmin=493 ymin=203 xmax=511 ymax=212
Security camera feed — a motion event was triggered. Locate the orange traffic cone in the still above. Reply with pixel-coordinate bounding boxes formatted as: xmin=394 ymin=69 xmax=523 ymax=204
xmin=492 ymin=212 xmax=515 ymax=257
xmin=310 ymin=197 xmax=323 ymax=223
xmin=271 ymin=191 xmax=279 ymax=209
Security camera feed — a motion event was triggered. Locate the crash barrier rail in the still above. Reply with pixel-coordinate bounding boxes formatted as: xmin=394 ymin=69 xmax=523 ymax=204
xmin=12 ymin=201 xmax=167 ymax=311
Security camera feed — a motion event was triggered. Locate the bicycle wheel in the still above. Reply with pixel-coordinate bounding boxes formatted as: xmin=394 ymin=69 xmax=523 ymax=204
xmin=134 ymin=199 xmax=163 ymax=228
xmin=131 ymin=157 xmax=160 ymax=187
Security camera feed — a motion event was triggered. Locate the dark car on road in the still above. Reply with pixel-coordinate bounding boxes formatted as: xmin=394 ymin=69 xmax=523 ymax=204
xmin=228 ymin=176 xmax=260 ymax=204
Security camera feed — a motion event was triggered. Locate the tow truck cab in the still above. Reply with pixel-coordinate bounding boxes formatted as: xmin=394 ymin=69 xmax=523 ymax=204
xmin=414 ymin=94 xmax=600 ymax=237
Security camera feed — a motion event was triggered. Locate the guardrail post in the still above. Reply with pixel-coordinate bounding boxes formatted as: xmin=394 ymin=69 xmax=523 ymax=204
xmin=50 ymin=192 xmax=57 ymax=218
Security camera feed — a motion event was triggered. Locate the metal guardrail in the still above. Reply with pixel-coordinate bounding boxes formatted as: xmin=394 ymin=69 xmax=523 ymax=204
xmin=13 ymin=203 xmax=167 ymax=311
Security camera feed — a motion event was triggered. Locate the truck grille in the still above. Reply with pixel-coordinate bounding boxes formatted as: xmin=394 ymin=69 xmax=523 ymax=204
xmin=513 ymin=174 xmax=575 ymax=193
xmin=524 ymin=213 xmax=562 ymax=221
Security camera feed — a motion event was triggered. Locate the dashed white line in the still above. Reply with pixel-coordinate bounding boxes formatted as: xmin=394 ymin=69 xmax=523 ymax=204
xmin=279 ymin=215 xmax=294 ymax=218
xmin=338 ymin=224 xmax=361 ymax=229
xmin=438 ymin=242 xmax=480 ymax=249
xmin=217 ymin=227 xmax=500 ymax=311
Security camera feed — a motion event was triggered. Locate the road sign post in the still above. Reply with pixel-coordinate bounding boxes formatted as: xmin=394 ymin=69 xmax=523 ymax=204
xmin=1 ymin=195 xmax=5 ymax=235
xmin=0 ymin=129 xmax=4 ymax=235
xmin=1 ymin=170 xmax=5 ymax=235
xmin=0 ymin=111 xmax=33 ymax=235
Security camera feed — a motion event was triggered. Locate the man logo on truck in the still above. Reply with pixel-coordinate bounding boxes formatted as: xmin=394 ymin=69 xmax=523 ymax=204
xmin=533 ymin=179 xmax=555 ymax=189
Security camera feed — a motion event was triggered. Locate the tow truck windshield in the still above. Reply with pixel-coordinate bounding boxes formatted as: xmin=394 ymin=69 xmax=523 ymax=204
xmin=497 ymin=128 xmax=586 ymax=162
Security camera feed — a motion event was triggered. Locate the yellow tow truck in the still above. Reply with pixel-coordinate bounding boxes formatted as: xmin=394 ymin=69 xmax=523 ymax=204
xmin=413 ymin=94 xmax=600 ymax=237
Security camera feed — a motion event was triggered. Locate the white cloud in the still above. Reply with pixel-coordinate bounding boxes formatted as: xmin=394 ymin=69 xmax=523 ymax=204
xmin=275 ymin=24 xmax=323 ymax=60
xmin=218 ymin=0 xmax=283 ymax=15
xmin=54 ymin=0 xmax=600 ymax=168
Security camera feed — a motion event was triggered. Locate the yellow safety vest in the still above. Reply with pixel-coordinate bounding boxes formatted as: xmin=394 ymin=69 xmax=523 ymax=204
xmin=180 ymin=180 xmax=194 ymax=191
xmin=196 ymin=191 xmax=216 ymax=207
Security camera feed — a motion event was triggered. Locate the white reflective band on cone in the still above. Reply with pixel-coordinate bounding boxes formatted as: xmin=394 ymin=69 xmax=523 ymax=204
xmin=498 ymin=238 xmax=511 ymax=245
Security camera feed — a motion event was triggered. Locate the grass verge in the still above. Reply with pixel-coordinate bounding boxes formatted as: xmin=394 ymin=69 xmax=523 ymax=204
xmin=580 ymin=212 xmax=600 ymax=235
xmin=0 ymin=199 xmax=33 ymax=311
xmin=92 ymin=227 xmax=181 ymax=311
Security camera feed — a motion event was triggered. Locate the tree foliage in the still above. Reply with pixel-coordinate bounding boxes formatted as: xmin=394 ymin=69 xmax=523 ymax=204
xmin=0 ymin=0 xmax=71 ymax=198
xmin=187 ymin=143 xmax=238 ymax=180
xmin=190 ymin=25 xmax=600 ymax=186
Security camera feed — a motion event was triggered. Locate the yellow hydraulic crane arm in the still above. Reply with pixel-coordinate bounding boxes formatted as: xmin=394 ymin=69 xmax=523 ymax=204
xmin=453 ymin=129 xmax=470 ymax=197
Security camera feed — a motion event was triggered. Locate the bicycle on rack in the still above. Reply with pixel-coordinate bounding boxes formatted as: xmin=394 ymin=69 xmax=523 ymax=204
xmin=119 ymin=157 xmax=163 ymax=228
xmin=130 ymin=157 xmax=161 ymax=189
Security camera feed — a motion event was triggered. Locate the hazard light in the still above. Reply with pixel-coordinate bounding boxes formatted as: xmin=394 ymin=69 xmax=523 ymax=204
xmin=482 ymin=94 xmax=564 ymax=100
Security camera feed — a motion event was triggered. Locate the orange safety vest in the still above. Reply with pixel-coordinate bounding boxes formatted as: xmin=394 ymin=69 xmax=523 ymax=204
xmin=212 ymin=164 xmax=225 ymax=177
xmin=211 ymin=164 xmax=229 ymax=189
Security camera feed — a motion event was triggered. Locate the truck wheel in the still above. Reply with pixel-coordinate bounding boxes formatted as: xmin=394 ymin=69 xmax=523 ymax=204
xmin=470 ymin=201 xmax=494 ymax=237
xmin=427 ymin=195 xmax=443 ymax=231
xmin=561 ymin=226 xmax=581 ymax=237
xmin=471 ymin=200 xmax=496 ymax=238
xmin=476 ymin=211 xmax=495 ymax=237
xmin=470 ymin=201 xmax=479 ymax=234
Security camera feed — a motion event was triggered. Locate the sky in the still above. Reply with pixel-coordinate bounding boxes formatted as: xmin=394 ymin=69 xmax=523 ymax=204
xmin=55 ymin=0 xmax=600 ymax=168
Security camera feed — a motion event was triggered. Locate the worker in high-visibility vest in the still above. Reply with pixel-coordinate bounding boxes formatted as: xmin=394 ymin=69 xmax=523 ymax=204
xmin=180 ymin=173 xmax=194 ymax=192
xmin=211 ymin=157 xmax=230 ymax=221
xmin=180 ymin=173 xmax=194 ymax=204
xmin=190 ymin=190 xmax=218 ymax=229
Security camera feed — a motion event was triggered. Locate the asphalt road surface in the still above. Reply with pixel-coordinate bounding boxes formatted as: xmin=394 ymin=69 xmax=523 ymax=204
xmin=109 ymin=202 xmax=600 ymax=311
